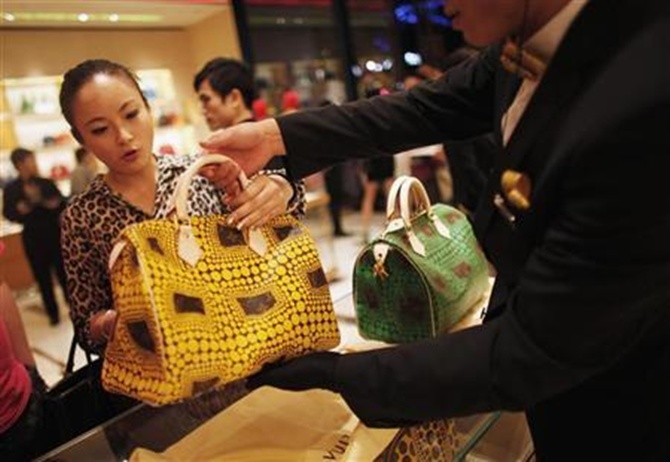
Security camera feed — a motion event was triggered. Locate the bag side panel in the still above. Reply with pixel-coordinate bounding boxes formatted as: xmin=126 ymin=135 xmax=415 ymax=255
xmin=106 ymin=214 xmax=340 ymax=406
xmin=353 ymin=242 xmax=433 ymax=343
xmin=382 ymin=204 xmax=490 ymax=333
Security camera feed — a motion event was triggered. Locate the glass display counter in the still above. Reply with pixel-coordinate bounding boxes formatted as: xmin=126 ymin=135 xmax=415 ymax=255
xmin=35 ymin=295 xmax=507 ymax=462
xmin=36 ymin=400 xmax=500 ymax=462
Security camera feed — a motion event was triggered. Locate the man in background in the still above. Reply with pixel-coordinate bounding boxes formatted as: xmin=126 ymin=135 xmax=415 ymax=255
xmin=2 ymin=148 xmax=68 ymax=325
xmin=195 ymin=58 xmax=287 ymax=174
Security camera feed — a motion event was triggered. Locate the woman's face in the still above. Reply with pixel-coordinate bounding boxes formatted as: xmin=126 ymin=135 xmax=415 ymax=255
xmin=71 ymin=73 xmax=154 ymax=176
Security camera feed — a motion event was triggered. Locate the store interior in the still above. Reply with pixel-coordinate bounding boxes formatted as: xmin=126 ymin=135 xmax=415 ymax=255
xmin=1 ymin=1 xmax=533 ymax=460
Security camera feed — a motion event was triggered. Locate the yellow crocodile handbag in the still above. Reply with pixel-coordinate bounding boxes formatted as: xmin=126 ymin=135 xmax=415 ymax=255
xmin=102 ymin=154 xmax=340 ymax=406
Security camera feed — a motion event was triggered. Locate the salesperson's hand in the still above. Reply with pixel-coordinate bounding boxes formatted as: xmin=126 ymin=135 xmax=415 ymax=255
xmin=247 ymin=351 xmax=341 ymax=392
xmin=200 ymin=119 xmax=287 ymax=179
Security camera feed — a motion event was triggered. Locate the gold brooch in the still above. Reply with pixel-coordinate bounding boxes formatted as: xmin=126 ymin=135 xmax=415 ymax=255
xmin=501 ymin=170 xmax=531 ymax=210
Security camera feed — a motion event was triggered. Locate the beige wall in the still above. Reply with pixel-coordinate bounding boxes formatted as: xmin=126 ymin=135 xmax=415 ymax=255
xmin=187 ymin=10 xmax=241 ymax=72
xmin=1 ymin=6 xmax=241 ymax=138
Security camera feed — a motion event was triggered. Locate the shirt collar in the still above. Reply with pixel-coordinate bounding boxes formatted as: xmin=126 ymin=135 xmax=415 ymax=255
xmin=524 ymin=1 xmax=589 ymax=66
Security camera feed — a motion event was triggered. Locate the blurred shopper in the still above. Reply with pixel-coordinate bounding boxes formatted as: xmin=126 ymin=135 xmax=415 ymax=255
xmin=69 ymin=146 xmax=98 ymax=196
xmin=2 ymin=148 xmax=68 ymax=325
xmin=0 ymin=240 xmax=49 ymax=461
xmin=395 ymin=73 xmax=452 ymax=204
xmin=318 ymin=99 xmax=350 ymax=238
xmin=359 ymin=87 xmax=395 ymax=243
xmin=281 ymin=89 xmax=301 ymax=115
xmin=252 ymin=98 xmax=269 ymax=120
xmin=194 ymin=58 xmax=304 ymax=198
xmin=422 ymin=47 xmax=495 ymax=217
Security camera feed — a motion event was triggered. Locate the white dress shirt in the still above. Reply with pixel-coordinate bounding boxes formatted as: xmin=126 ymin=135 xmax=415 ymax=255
xmin=502 ymin=0 xmax=589 ymax=146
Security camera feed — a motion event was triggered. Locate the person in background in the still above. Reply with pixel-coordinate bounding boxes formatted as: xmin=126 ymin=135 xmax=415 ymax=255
xmin=2 ymin=148 xmax=68 ymax=326
xmin=317 ymin=99 xmax=350 ymax=238
xmin=195 ymin=57 xmax=263 ymax=131
xmin=281 ymin=89 xmax=301 ymax=115
xmin=252 ymin=97 xmax=269 ymax=120
xmin=59 ymin=59 xmax=304 ymax=356
xmin=0 ymin=241 xmax=49 ymax=461
xmin=198 ymin=0 xmax=670 ymax=459
xmin=422 ymin=47 xmax=496 ymax=217
xmin=395 ymin=72 xmax=452 ymax=204
xmin=69 ymin=146 xmax=98 ymax=196
xmin=359 ymin=87 xmax=395 ymax=243
xmin=193 ymin=58 xmax=305 ymax=215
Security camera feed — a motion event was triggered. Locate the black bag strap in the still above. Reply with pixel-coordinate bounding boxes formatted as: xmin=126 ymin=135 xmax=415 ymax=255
xmin=65 ymin=335 xmax=94 ymax=376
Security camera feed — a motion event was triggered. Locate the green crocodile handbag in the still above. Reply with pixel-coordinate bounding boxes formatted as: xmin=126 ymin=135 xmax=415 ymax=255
xmin=353 ymin=176 xmax=490 ymax=343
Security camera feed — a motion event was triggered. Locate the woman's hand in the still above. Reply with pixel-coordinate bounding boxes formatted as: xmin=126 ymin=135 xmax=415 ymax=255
xmin=224 ymin=174 xmax=293 ymax=229
xmin=198 ymin=155 xmax=244 ymax=197
xmin=90 ymin=309 xmax=117 ymax=344
xmin=200 ymin=119 xmax=287 ymax=178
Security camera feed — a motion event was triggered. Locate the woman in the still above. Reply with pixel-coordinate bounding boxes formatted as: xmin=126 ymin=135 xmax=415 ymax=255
xmin=58 ymin=59 xmax=305 ymax=355
xmin=0 ymin=242 xmax=49 ymax=461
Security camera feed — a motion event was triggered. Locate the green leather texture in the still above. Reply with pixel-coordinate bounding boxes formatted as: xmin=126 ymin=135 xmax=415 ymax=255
xmin=353 ymin=204 xmax=490 ymax=343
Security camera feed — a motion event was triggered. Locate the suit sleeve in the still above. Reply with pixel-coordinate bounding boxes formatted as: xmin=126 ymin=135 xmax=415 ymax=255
xmin=276 ymin=46 xmax=500 ymax=180
xmin=331 ymin=104 xmax=670 ymax=427
xmin=2 ymin=183 xmax=25 ymax=224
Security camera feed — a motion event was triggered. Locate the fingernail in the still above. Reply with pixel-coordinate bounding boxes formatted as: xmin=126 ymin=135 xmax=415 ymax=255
xmin=226 ymin=215 xmax=235 ymax=226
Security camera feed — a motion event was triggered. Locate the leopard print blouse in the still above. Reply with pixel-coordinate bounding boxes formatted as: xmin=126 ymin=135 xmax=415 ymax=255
xmin=61 ymin=154 xmax=305 ymax=354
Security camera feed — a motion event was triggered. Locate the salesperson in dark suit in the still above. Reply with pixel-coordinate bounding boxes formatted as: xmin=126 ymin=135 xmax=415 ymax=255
xmin=199 ymin=0 xmax=670 ymax=459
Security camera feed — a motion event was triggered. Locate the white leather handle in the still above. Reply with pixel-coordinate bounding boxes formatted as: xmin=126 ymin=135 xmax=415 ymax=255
xmin=399 ymin=177 xmax=432 ymax=227
xmin=169 ymin=154 xmax=267 ymax=260
xmin=169 ymin=154 xmax=250 ymax=220
xmin=398 ymin=176 xmax=451 ymax=255
xmin=385 ymin=175 xmax=412 ymax=221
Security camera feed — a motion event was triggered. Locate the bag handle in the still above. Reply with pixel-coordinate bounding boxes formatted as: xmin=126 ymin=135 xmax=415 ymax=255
xmin=385 ymin=175 xmax=412 ymax=221
xmin=109 ymin=154 xmax=268 ymax=271
xmin=168 ymin=154 xmax=251 ymax=220
xmin=169 ymin=154 xmax=268 ymax=258
xmin=65 ymin=335 xmax=93 ymax=376
xmin=398 ymin=176 xmax=451 ymax=256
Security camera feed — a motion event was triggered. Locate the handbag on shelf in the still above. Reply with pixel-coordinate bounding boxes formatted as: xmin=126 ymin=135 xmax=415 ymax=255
xmin=103 ymin=154 xmax=340 ymax=406
xmin=42 ymin=336 xmax=137 ymax=453
xmin=353 ymin=175 xmax=490 ymax=343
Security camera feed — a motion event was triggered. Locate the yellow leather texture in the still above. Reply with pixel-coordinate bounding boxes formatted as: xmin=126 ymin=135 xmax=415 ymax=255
xmin=102 ymin=213 xmax=340 ymax=406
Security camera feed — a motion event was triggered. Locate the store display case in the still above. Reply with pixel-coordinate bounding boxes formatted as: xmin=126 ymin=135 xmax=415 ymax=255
xmin=34 ymin=294 xmax=519 ymax=462
xmin=1 ymin=77 xmax=75 ymax=195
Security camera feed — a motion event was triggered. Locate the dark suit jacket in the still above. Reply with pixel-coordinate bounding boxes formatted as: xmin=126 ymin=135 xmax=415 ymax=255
xmin=277 ymin=0 xmax=670 ymax=459
xmin=2 ymin=176 xmax=65 ymax=239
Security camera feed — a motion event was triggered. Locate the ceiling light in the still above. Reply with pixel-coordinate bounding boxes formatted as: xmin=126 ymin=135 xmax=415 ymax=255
xmin=3 ymin=12 xmax=163 ymax=25
xmin=2 ymin=13 xmax=16 ymax=22
xmin=109 ymin=14 xmax=119 ymax=22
